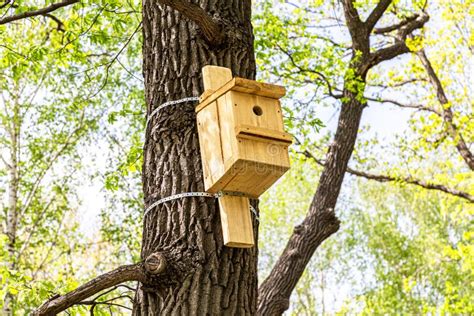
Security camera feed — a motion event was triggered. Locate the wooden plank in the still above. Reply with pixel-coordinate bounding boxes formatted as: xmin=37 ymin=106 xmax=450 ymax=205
xmin=223 ymin=159 xmax=290 ymax=197
xmin=219 ymin=93 xmax=237 ymax=166
xmin=196 ymin=101 xmax=224 ymax=191
xmin=233 ymin=77 xmax=286 ymax=99
xmin=200 ymin=89 xmax=215 ymax=102
xmin=202 ymin=65 xmax=232 ymax=91
xmin=236 ymin=124 xmax=293 ymax=144
xmin=218 ymin=195 xmax=254 ymax=248
xmin=196 ymin=77 xmax=286 ymax=113
xmin=198 ymin=66 xmax=234 ymax=192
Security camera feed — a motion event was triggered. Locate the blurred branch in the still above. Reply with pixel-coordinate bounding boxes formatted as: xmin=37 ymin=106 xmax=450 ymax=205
xmin=76 ymin=291 xmax=135 ymax=313
xmin=373 ymin=14 xmax=419 ymax=34
xmin=415 ymin=48 xmax=474 ymax=170
xmin=0 ymin=0 xmax=13 ymax=10
xmin=43 ymin=13 xmax=65 ymax=31
xmin=342 ymin=0 xmax=362 ymax=28
xmin=296 ymin=137 xmax=474 ymax=203
xmin=275 ymin=43 xmax=343 ymax=99
xmin=19 ymin=110 xmax=86 ymax=219
xmin=365 ymin=0 xmax=393 ymax=32
xmin=369 ymin=78 xmax=426 ymax=89
xmin=367 ymin=13 xmax=429 ymax=69
xmin=0 ymin=0 xmax=79 ymax=25
xmin=87 ymin=21 xmax=142 ymax=99
xmin=0 ymin=153 xmax=11 ymax=169
xmin=76 ymin=299 xmax=132 ymax=312
xmin=365 ymin=96 xmax=441 ymax=114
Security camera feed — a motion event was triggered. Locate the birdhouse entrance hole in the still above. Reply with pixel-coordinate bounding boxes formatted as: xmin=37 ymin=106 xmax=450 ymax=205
xmin=252 ymin=105 xmax=263 ymax=116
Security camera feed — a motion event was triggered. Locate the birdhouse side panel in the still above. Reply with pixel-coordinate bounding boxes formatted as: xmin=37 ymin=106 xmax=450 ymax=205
xmin=196 ymin=101 xmax=225 ymax=191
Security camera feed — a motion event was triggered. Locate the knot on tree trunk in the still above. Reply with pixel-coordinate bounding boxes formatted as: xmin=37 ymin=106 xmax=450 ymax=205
xmin=144 ymin=252 xmax=167 ymax=275
xmin=319 ymin=207 xmax=340 ymax=234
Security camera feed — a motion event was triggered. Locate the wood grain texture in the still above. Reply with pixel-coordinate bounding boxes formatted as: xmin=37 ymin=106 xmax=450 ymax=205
xmin=218 ymin=195 xmax=254 ymax=248
xmin=196 ymin=77 xmax=286 ymax=112
xmin=202 ymin=65 xmax=233 ymax=91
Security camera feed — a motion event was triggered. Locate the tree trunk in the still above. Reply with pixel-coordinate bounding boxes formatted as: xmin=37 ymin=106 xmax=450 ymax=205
xmin=3 ymin=99 xmax=19 ymax=316
xmin=257 ymin=83 xmax=364 ymax=315
xmin=135 ymin=1 xmax=258 ymax=314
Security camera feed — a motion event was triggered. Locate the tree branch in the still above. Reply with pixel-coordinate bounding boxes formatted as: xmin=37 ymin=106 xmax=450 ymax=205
xmin=259 ymin=31 xmax=372 ymax=312
xmin=341 ymin=0 xmax=362 ymax=27
xmin=373 ymin=14 xmax=419 ymax=34
xmin=0 ymin=0 xmax=13 ymax=10
xmin=365 ymin=96 xmax=441 ymax=115
xmin=0 ymin=0 xmax=79 ymax=25
xmin=33 ymin=252 xmax=167 ymax=315
xmin=366 ymin=13 xmax=429 ymax=69
xmin=346 ymin=166 xmax=474 ymax=202
xmin=300 ymin=146 xmax=474 ymax=203
xmin=369 ymin=78 xmax=426 ymax=89
xmin=43 ymin=13 xmax=65 ymax=31
xmin=415 ymin=48 xmax=474 ymax=170
xmin=368 ymin=41 xmax=410 ymax=68
xmin=342 ymin=0 xmax=367 ymax=53
xmin=365 ymin=0 xmax=393 ymax=32
xmin=33 ymin=264 xmax=144 ymax=315
xmin=158 ymin=0 xmax=224 ymax=45
xmin=275 ymin=43 xmax=343 ymax=99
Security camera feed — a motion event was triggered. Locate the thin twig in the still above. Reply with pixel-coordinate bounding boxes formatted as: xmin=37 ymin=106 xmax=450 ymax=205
xmin=0 ymin=0 xmax=79 ymax=25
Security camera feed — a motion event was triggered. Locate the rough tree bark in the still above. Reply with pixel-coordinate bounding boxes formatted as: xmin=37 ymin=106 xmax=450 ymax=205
xmin=135 ymin=0 xmax=258 ymax=314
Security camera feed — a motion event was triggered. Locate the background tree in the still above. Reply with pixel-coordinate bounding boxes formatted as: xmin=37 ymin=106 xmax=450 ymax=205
xmin=255 ymin=0 xmax=472 ymax=313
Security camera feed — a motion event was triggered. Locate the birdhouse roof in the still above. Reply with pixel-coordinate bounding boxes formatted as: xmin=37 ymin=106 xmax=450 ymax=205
xmin=196 ymin=77 xmax=286 ymax=113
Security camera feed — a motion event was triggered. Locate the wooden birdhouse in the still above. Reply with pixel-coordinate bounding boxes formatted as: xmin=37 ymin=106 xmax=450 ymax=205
xmin=196 ymin=66 xmax=291 ymax=248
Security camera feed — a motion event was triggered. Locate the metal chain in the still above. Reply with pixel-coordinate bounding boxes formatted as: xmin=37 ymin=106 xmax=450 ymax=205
xmin=143 ymin=192 xmax=216 ymax=218
xmin=146 ymin=96 xmax=200 ymax=128
xmin=217 ymin=191 xmax=260 ymax=220
xmin=144 ymin=191 xmax=259 ymax=221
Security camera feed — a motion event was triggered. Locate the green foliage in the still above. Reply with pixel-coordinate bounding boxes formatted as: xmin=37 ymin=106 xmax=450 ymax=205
xmin=339 ymin=178 xmax=473 ymax=314
xmin=1 ymin=0 xmax=143 ymax=313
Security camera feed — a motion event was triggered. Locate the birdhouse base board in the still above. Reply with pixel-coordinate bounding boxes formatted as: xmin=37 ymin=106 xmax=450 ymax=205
xmin=205 ymin=159 xmax=290 ymax=198
xmin=218 ymin=195 xmax=254 ymax=248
